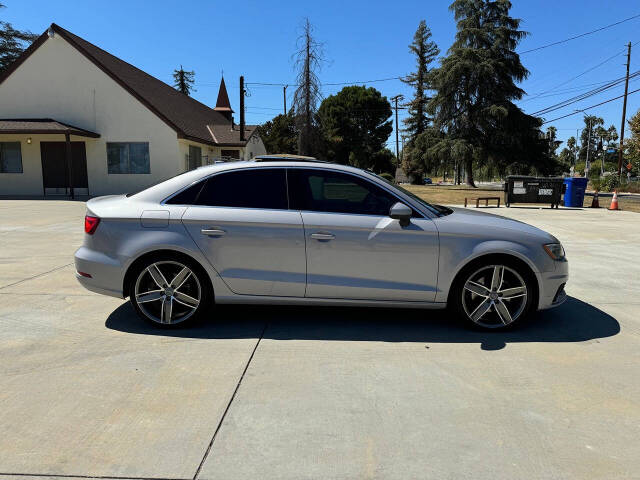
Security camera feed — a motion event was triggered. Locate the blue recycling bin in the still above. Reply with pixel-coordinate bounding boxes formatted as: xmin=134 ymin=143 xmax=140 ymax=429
xmin=563 ymin=177 xmax=588 ymax=207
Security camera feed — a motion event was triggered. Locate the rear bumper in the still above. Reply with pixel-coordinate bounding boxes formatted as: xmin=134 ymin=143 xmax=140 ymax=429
xmin=538 ymin=260 xmax=569 ymax=310
xmin=74 ymin=246 xmax=125 ymax=298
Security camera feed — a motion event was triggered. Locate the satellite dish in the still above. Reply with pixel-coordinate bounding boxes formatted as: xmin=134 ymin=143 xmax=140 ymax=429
xmin=47 ymin=26 xmax=55 ymax=38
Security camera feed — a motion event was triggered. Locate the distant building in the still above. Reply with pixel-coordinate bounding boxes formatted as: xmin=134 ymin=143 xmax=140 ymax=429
xmin=0 ymin=23 xmax=265 ymax=197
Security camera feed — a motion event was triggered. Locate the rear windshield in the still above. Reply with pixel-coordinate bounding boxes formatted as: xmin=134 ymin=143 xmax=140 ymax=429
xmin=126 ymin=171 xmax=194 ymax=197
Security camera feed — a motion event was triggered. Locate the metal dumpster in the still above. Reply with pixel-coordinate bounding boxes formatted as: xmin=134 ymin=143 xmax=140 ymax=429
xmin=563 ymin=177 xmax=588 ymax=207
xmin=504 ymin=176 xmax=565 ymax=208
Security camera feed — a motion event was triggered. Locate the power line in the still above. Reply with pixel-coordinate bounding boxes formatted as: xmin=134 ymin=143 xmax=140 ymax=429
xmin=518 ymin=13 xmax=640 ymax=54
xmin=524 ymin=47 xmax=628 ymax=102
xmin=245 ymin=82 xmax=290 ymax=86
xmin=521 ymin=77 xmax=630 ymax=101
xmin=532 ymin=70 xmax=640 ymax=116
xmin=245 ymin=76 xmax=404 ymax=87
xmin=322 ymin=76 xmax=403 ymax=86
xmin=541 ymin=86 xmax=640 ymax=124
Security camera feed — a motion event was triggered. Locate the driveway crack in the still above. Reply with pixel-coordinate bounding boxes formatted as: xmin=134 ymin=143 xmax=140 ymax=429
xmin=192 ymin=321 xmax=269 ymax=480
xmin=0 ymin=262 xmax=73 ymax=290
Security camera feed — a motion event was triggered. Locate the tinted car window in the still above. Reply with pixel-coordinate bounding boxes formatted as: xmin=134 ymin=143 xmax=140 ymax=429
xmin=165 ymin=180 xmax=205 ymax=205
xmin=195 ymin=168 xmax=288 ymax=209
xmin=289 ymin=169 xmax=398 ymax=216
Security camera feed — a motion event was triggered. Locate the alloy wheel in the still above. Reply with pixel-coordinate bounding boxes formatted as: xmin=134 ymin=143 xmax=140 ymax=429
xmin=461 ymin=264 xmax=528 ymax=329
xmin=134 ymin=261 xmax=201 ymax=325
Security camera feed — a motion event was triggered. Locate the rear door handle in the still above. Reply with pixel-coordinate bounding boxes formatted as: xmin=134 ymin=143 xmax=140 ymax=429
xmin=310 ymin=232 xmax=335 ymax=241
xmin=201 ymin=228 xmax=226 ymax=237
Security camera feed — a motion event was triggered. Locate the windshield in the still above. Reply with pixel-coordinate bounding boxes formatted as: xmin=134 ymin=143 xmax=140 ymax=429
xmin=371 ymin=173 xmax=452 ymax=216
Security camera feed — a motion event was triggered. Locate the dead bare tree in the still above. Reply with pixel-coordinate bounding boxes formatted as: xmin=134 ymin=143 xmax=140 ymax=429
xmin=292 ymin=18 xmax=324 ymax=156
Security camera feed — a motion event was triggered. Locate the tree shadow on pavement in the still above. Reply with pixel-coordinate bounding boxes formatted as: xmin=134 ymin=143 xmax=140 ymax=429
xmin=105 ymin=296 xmax=619 ymax=351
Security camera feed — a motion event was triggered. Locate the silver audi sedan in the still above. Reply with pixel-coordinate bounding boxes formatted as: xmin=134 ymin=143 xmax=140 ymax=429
xmin=74 ymin=160 xmax=568 ymax=330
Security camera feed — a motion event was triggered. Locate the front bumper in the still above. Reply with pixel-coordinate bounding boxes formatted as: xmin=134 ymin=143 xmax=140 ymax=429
xmin=538 ymin=260 xmax=569 ymax=310
xmin=74 ymin=246 xmax=126 ymax=298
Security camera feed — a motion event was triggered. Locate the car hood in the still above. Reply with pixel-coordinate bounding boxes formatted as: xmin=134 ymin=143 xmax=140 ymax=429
xmin=436 ymin=207 xmax=557 ymax=242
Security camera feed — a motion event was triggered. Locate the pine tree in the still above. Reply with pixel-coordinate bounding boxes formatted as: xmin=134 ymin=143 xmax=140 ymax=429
xmin=402 ymin=20 xmax=439 ymax=139
xmin=0 ymin=3 xmax=37 ymax=72
xmin=292 ymin=18 xmax=324 ymax=156
xmin=172 ymin=65 xmax=195 ymax=96
xmin=429 ymin=0 xmax=535 ymax=186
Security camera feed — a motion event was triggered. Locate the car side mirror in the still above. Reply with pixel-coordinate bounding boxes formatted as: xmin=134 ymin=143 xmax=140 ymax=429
xmin=389 ymin=202 xmax=412 ymax=227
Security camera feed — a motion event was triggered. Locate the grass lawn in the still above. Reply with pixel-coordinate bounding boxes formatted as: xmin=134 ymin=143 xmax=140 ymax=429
xmin=402 ymin=184 xmax=640 ymax=213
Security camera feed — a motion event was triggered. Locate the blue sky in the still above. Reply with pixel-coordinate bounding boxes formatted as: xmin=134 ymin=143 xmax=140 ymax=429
xmin=3 ymin=0 xmax=639 ymax=152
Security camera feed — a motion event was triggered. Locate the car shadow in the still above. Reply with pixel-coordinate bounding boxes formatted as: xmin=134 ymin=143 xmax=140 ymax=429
xmin=105 ymin=296 xmax=620 ymax=351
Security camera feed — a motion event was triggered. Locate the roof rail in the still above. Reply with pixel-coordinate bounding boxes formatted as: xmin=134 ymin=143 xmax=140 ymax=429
xmin=252 ymin=154 xmax=329 ymax=163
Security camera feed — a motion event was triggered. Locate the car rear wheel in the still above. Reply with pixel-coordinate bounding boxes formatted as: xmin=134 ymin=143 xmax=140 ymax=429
xmin=129 ymin=256 xmax=211 ymax=326
xmin=453 ymin=261 xmax=535 ymax=330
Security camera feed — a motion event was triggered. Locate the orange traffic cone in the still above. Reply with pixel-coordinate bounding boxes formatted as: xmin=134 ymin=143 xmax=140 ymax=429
xmin=608 ymin=190 xmax=619 ymax=211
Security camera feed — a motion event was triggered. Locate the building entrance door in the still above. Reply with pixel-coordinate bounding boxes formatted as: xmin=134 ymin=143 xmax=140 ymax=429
xmin=40 ymin=141 xmax=88 ymax=196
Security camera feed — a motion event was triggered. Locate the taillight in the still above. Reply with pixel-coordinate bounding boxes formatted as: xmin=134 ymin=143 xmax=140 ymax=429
xmin=84 ymin=215 xmax=100 ymax=235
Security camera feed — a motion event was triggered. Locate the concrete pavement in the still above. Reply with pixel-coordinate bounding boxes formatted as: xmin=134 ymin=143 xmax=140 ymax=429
xmin=0 ymin=200 xmax=638 ymax=479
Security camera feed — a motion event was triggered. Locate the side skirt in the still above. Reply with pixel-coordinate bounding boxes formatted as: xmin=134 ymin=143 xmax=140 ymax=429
xmin=214 ymin=294 xmax=447 ymax=309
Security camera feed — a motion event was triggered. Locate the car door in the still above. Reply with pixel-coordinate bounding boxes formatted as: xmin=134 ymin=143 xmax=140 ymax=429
xmin=288 ymin=168 xmax=439 ymax=302
xmin=181 ymin=167 xmax=306 ymax=297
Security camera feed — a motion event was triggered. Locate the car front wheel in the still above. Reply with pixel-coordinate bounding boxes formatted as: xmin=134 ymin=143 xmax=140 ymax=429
xmin=453 ymin=261 xmax=535 ymax=330
xmin=129 ymin=256 xmax=210 ymax=326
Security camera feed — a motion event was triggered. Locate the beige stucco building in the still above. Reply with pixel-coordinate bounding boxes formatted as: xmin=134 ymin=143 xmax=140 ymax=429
xmin=0 ymin=23 xmax=265 ymax=197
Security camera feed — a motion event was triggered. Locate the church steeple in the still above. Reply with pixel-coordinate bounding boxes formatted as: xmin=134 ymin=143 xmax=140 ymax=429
xmin=214 ymin=75 xmax=234 ymax=121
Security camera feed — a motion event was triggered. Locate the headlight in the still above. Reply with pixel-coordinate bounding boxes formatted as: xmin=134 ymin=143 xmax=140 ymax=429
xmin=543 ymin=243 xmax=566 ymax=261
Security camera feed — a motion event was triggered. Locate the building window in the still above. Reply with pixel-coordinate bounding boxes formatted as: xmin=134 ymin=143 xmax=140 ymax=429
xmin=0 ymin=142 xmax=23 ymax=173
xmin=188 ymin=145 xmax=202 ymax=170
xmin=107 ymin=142 xmax=150 ymax=174
xmin=221 ymin=149 xmax=240 ymax=159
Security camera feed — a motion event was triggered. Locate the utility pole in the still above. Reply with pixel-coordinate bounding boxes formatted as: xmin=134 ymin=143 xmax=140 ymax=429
xmin=575 ymin=127 xmax=580 ymax=169
xmin=618 ymin=42 xmax=632 ymax=177
xmin=600 ymin=136 xmax=605 ymax=175
xmin=585 ymin=118 xmax=592 ymax=177
xmin=283 ymin=85 xmax=288 ymax=116
xmin=390 ymin=95 xmax=404 ymax=166
xmin=239 ymin=75 xmax=245 ymax=142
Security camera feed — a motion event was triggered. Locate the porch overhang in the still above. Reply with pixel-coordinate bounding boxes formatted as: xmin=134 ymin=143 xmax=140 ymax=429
xmin=0 ymin=118 xmax=100 ymax=138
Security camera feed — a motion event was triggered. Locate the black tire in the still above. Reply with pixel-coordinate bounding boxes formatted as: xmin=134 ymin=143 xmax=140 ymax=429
xmin=450 ymin=257 xmax=537 ymax=331
xmin=127 ymin=253 xmax=213 ymax=327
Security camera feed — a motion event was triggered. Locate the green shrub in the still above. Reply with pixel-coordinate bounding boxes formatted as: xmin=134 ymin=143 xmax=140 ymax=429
xmin=588 ymin=168 xmax=600 ymax=180
xmin=603 ymin=174 xmax=619 ymax=192
xmin=589 ymin=177 xmax=603 ymax=192
xmin=378 ymin=172 xmax=395 ymax=183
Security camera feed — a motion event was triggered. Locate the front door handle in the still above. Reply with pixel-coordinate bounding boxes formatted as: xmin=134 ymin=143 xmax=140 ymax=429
xmin=201 ymin=228 xmax=226 ymax=237
xmin=310 ymin=232 xmax=335 ymax=241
